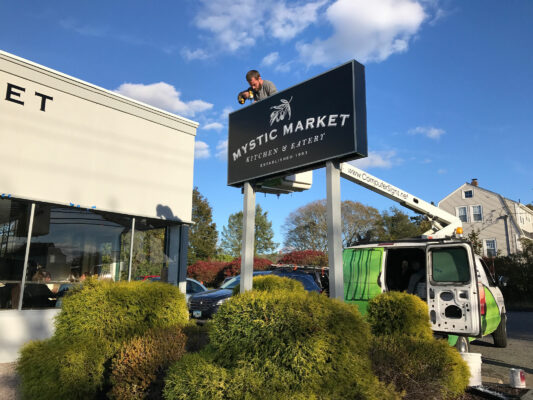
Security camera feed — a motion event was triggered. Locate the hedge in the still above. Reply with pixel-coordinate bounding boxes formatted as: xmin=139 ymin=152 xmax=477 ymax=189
xmin=187 ymin=260 xmax=227 ymax=287
xmin=231 ymin=274 xmax=305 ymax=295
xmin=165 ymin=288 xmax=399 ymax=399
xmin=109 ymin=327 xmax=187 ymax=400
xmin=54 ymin=278 xmax=189 ymax=345
xmin=278 ymin=250 xmax=328 ymax=266
xmin=18 ymin=279 xmax=189 ymax=400
xmin=367 ymin=292 xmax=469 ymax=399
xmin=370 ymin=335 xmax=470 ymax=400
xmin=366 ymin=291 xmax=433 ymax=339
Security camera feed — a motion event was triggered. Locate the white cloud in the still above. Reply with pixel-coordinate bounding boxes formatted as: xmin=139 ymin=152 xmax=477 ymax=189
xmin=216 ymin=140 xmax=228 ymax=161
xmin=269 ymin=0 xmax=328 ymax=41
xmin=195 ymin=141 xmax=211 ymax=159
xmin=114 ymin=82 xmax=213 ymax=117
xmin=409 ymin=126 xmax=445 ymax=139
xmin=349 ymin=150 xmax=400 ymax=169
xmin=261 ymin=52 xmax=280 ymax=66
xmin=297 ymin=0 xmax=427 ymax=66
xmin=181 ymin=48 xmax=210 ymax=61
xmin=194 ymin=0 xmax=264 ymax=52
xmin=203 ymin=122 xmax=224 ymax=131
xmin=220 ymin=106 xmax=234 ymax=120
xmin=437 ymin=168 xmax=446 ymax=174
xmin=193 ymin=0 xmax=326 ymax=53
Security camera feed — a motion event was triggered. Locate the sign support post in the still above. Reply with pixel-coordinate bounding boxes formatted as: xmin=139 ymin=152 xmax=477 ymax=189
xmin=240 ymin=181 xmax=256 ymax=293
xmin=326 ymin=161 xmax=343 ymax=300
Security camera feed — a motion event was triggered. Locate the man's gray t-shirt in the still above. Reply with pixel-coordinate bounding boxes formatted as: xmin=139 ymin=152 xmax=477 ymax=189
xmin=251 ymin=80 xmax=277 ymax=101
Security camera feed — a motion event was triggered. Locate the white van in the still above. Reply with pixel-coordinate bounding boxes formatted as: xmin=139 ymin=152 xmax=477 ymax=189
xmin=343 ymin=238 xmax=507 ymax=352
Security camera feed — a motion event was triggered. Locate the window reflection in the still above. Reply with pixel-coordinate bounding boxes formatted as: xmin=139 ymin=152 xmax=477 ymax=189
xmin=124 ymin=218 xmax=169 ymax=282
xmin=23 ymin=205 xmax=132 ymax=309
xmin=0 ymin=198 xmax=31 ymax=309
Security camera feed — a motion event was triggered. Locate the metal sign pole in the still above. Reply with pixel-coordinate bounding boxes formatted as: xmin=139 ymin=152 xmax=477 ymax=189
xmin=326 ymin=161 xmax=343 ymax=300
xmin=240 ymin=181 xmax=256 ymax=293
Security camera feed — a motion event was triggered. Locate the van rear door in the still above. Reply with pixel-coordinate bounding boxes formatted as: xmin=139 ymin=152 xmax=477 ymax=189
xmin=426 ymin=243 xmax=481 ymax=337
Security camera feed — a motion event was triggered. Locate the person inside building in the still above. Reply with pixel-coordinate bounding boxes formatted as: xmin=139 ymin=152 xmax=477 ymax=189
xmin=237 ymin=70 xmax=277 ymax=103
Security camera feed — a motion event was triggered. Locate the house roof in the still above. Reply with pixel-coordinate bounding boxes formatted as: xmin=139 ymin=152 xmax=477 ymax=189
xmin=438 ymin=182 xmax=533 ymax=239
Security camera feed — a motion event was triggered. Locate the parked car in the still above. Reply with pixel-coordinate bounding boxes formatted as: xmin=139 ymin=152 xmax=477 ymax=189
xmin=188 ymin=270 xmax=321 ymax=319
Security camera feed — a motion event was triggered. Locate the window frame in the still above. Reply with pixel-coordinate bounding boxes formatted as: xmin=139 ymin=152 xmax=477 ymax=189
xmin=462 ymin=189 xmax=474 ymax=199
xmin=484 ymin=239 xmax=497 ymax=258
xmin=471 ymin=204 xmax=483 ymax=222
xmin=456 ymin=206 xmax=469 ymax=223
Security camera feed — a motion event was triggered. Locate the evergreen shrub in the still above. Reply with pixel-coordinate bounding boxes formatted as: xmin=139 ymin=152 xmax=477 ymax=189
xmin=17 ymin=337 xmax=109 ymax=400
xmin=231 ymin=274 xmax=305 ymax=295
xmin=164 ymin=351 xmax=229 ymax=400
xmin=172 ymin=289 xmax=400 ymax=399
xmin=366 ymin=291 xmax=433 ymax=339
xmin=54 ymin=278 xmax=189 ymax=345
xmin=370 ymin=335 xmax=470 ymax=400
xmin=109 ymin=327 xmax=187 ymax=400
xmin=18 ymin=279 xmax=189 ymax=400
xmin=278 ymin=250 xmax=328 ymax=266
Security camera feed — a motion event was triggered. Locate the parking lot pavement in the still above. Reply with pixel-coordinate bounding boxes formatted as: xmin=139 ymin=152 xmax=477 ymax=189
xmin=471 ymin=311 xmax=533 ymax=386
xmin=0 ymin=362 xmax=19 ymax=400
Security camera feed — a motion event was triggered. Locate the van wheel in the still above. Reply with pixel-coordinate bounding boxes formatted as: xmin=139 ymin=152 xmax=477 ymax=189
xmin=493 ymin=313 xmax=508 ymax=348
xmin=455 ymin=336 xmax=470 ymax=353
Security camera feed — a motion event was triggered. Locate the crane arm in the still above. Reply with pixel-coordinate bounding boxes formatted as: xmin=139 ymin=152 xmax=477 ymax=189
xmin=339 ymin=163 xmax=462 ymax=238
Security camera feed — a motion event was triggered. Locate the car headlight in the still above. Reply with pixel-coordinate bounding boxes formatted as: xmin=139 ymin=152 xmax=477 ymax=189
xmin=216 ymin=297 xmax=229 ymax=306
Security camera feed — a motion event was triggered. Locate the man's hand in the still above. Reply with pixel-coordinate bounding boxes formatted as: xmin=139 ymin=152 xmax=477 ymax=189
xmin=238 ymin=90 xmax=251 ymax=104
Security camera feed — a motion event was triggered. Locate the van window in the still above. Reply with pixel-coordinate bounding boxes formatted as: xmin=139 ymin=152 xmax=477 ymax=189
xmin=431 ymin=247 xmax=470 ymax=283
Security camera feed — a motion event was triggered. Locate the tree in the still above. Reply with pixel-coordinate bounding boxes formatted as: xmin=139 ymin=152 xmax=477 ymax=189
xmin=342 ymin=201 xmax=383 ymax=246
xmin=283 ymin=200 xmax=328 ymax=251
xmin=220 ymin=204 xmax=277 ymax=257
xmin=188 ymin=188 xmax=218 ymax=264
xmin=379 ymin=207 xmax=424 ymax=240
xmin=466 ymin=228 xmax=483 ymax=256
xmin=283 ymin=200 xmax=384 ymax=251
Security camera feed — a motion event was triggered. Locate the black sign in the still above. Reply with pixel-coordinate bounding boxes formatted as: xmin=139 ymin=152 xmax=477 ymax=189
xmin=227 ymin=60 xmax=367 ymax=187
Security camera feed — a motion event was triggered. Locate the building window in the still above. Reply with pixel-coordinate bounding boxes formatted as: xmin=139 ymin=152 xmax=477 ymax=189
xmin=457 ymin=206 xmax=468 ymax=222
xmin=0 ymin=198 xmax=32 ymax=310
xmin=463 ymin=190 xmax=473 ymax=199
xmin=485 ymin=239 xmax=497 ymax=257
xmin=471 ymin=205 xmax=483 ymax=222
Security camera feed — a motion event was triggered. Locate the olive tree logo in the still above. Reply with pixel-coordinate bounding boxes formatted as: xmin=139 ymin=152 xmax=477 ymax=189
xmin=270 ymin=97 xmax=293 ymax=126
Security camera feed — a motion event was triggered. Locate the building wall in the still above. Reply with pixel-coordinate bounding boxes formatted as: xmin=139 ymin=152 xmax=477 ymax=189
xmin=439 ymin=184 xmax=519 ymax=256
xmin=0 ymin=51 xmax=197 ymax=223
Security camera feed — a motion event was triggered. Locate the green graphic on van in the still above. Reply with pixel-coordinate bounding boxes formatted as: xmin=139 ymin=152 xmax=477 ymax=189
xmin=343 ymin=248 xmax=383 ymax=315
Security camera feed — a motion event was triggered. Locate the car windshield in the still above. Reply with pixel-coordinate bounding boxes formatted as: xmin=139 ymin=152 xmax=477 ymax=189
xmin=220 ymin=276 xmax=239 ymax=289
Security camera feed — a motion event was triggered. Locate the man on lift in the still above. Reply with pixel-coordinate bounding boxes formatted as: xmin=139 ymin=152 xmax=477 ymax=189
xmin=238 ymin=70 xmax=277 ymax=103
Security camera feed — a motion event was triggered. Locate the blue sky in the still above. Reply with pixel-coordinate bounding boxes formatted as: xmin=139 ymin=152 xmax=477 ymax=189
xmin=2 ymin=0 xmax=532 ymax=250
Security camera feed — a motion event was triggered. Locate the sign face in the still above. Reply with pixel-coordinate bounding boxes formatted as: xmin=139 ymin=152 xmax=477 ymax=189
xmin=228 ymin=60 xmax=367 ymax=187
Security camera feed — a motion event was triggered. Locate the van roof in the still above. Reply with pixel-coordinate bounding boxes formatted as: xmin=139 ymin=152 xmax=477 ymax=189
xmin=345 ymin=237 xmax=470 ymax=249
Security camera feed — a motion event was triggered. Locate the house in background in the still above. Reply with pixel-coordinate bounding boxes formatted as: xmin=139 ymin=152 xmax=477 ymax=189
xmin=439 ymin=179 xmax=533 ymax=257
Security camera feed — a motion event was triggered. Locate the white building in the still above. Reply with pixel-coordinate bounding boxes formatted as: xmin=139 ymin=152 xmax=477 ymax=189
xmin=439 ymin=179 xmax=533 ymax=257
xmin=0 ymin=51 xmax=197 ymax=362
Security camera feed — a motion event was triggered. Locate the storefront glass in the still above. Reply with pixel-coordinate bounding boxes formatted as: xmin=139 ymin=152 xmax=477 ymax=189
xmin=0 ymin=198 xmax=32 ymax=309
xmin=22 ymin=205 xmax=133 ymax=309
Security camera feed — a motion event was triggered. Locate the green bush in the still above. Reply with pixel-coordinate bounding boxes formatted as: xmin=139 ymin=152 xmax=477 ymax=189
xmin=55 ymin=278 xmax=189 ymax=345
xmin=370 ymin=335 xmax=470 ymax=400
xmin=18 ymin=279 xmax=189 ymax=400
xmin=164 ymin=351 xmax=229 ymax=400
xmin=164 ymin=288 xmax=399 ymax=399
xmin=366 ymin=291 xmax=433 ymax=339
xmin=18 ymin=337 xmax=109 ymax=400
xmin=231 ymin=274 xmax=305 ymax=295
xmin=109 ymin=327 xmax=187 ymax=400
